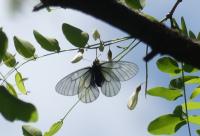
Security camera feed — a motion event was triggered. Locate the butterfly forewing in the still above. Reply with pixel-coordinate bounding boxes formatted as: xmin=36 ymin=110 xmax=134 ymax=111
xmin=55 ymin=67 xmax=90 ymax=96
xmin=100 ymin=61 xmax=138 ymax=81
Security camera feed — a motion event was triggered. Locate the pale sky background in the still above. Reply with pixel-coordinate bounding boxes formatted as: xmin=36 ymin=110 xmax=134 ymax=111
xmin=0 ymin=0 xmax=200 ymax=136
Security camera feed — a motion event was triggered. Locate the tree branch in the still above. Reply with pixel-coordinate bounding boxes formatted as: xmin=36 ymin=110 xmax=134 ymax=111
xmin=33 ymin=0 xmax=200 ymax=68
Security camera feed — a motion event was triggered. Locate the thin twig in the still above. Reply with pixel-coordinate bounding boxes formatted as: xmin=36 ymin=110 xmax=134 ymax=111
xmin=161 ymin=0 xmax=182 ymax=23
xmin=118 ymin=40 xmax=141 ymax=61
xmin=61 ymin=100 xmax=80 ymax=121
xmin=1 ymin=36 xmax=132 ymax=85
xmin=145 ymin=45 xmax=149 ymax=98
xmin=113 ymin=39 xmax=136 ymax=60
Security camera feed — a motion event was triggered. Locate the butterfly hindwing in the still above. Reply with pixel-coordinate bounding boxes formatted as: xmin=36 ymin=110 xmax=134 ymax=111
xmin=78 ymin=69 xmax=99 ymax=103
xmin=101 ymin=69 xmax=121 ymax=97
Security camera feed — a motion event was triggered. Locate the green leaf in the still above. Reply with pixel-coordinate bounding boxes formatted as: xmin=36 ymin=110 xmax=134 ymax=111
xmin=185 ymin=77 xmax=200 ymax=84
xmin=190 ymin=87 xmax=200 ymax=100
xmin=92 ymin=29 xmax=100 ymax=41
xmin=0 ymin=28 xmax=8 ymax=63
xmin=156 ymin=57 xmax=181 ymax=75
xmin=22 ymin=125 xmax=42 ymax=136
xmin=125 ymin=0 xmax=145 ymax=10
xmin=6 ymin=83 xmax=17 ymax=97
xmin=147 ymin=87 xmax=182 ymax=101
xmin=181 ymin=17 xmax=188 ymax=37
xmin=62 ymin=23 xmax=89 ymax=48
xmin=3 ymin=52 xmax=16 ymax=67
xmin=33 ymin=30 xmax=60 ymax=52
xmin=14 ymin=36 xmax=35 ymax=58
xmin=44 ymin=120 xmax=63 ymax=136
xmin=148 ymin=114 xmax=186 ymax=135
xmin=182 ymin=102 xmax=200 ymax=110
xmin=188 ymin=116 xmax=200 ymax=125
xmin=15 ymin=72 xmax=27 ymax=95
xmin=198 ymin=32 xmax=200 ymax=41
xmin=189 ymin=30 xmax=196 ymax=39
xmin=183 ymin=63 xmax=199 ymax=73
xmin=173 ymin=105 xmax=183 ymax=117
xmin=172 ymin=18 xmax=180 ymax=31
xmin=169 ymin=76 xmax=198 ymax=89
xmin=0 ymin=86 xmax=38 ymax=122
xmin=196 ymin=129 xmax=200 ymax=135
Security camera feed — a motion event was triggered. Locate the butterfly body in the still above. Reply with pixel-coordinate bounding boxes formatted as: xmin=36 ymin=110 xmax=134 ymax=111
xmin=56 ymin=59 xmax=138 ymax=103
xmin=91 ymin=59 xmax=105 ymax=87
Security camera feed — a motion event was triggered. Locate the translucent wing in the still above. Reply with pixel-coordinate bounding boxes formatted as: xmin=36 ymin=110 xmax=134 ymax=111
xmin=101 ymin=69 xmax=121 ymax=97
xmin=100 ymin=61 xmax=138 ymax=81
xmin=55 ymin=67 xmax=99 ymax=103
xmin=55 ymin=67 xmax=91 ymax=96
xmin=78 ymin=71 xmax=99 ymax=103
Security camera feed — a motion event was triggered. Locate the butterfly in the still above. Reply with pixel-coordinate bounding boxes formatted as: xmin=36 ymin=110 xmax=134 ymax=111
xmin=55 ymin=59 xmax=138 ymax=103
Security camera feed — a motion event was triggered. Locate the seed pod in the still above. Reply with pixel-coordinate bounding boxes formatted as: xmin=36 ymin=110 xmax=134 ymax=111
xmin=71 ymin=52 xmax=83 ymax=63
xmin=92 ymin=29 xmax=100 ymax=41
xmin=99 ymin=41 xmax=104 ymax=52
xmin=107 ymin=48 xmax=112 ymax=61
xmin=127 ymin=84 xmax=142 ymax=110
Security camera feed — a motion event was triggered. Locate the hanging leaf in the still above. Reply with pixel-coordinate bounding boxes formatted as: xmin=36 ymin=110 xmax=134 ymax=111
xmin=22 ymin=125 xmax=42 ymax=136
xmin=0 ymin=28 xmax=8 ymax=63
xmin=14 ymin=36 xmax=35 ymax=58
xmin=183 ymin=63 xmax=199 ymax=73
xmin=181 ymin=17 xmax=188 ymax=37
xmin=3 ymin=52 xmax=16 ymax=68
xmin=188 ymin=116 xmax=200 ymax=125
xmin=6 ymin=83 xmax=17 ymax=97
xmin=92 ymin=29 xmax=100 ymax=41
xmin=15 ymin=72 xmax=27 ymax=95
xmin=62 ymin=23 xmax=89 ymax=48
xmin=147 ymin=87 xmax=182 ymax=101
xmin=125 ymin=0 xmax=145 ymax=10
xmin=127 ymin=84 xmax=142 ymax=110
xmin=0 ymin=86 xmax=38 ymax=122
xmin=148 ymin=114 xmax=186 ymax=135
xmin=197 ymin=129 xmax=200 ymax=135
xmin=173 ymin=105 xmax=183 ymax=117
xmin=71 ymin=52 xmax=83 ymax=63
xmin=169 ymin=76 xmax=198 ymax=89
xmin=44 ymin=120 xmax=63 ymax=136
xmin=156 ymin=57 xmax=181 ymax=75
xmin=185 ymin=77 xmax=200 ymax=84
xmin=182 ymin=102 xmax=200 ymax=110
xmin=33 ymin=30 xmax=60 ymax=52
xmin=189 ymin=30 xmax=196 ymax=39
xmin=190 ymin=87 xmax=200 ymax=100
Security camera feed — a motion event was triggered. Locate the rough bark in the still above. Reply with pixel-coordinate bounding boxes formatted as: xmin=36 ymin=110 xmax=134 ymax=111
xmin=34 ymin=0 xmax=200 ymax=68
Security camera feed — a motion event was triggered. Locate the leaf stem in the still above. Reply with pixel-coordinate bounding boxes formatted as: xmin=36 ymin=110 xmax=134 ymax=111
xmin=61 ymin=100 xmax=80 ymax=121
xmin=118 ymin=40 xmax=141 ymax=61
xmin=145 ymin=45 xmax=149 ymax=97
xmin=181 ymin=62 xmax=192 ymax=136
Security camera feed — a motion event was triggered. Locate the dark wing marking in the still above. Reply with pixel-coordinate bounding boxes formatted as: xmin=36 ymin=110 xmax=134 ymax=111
xmin=78 ymin=72 xmax=99 ymax=103
xmin=101 ymin=69 xmax=121 ymax=97
xmin=55 ymin=67 xmax=91 ymax=96
xmin=100 ymin=61 xmax=138 ymax=81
